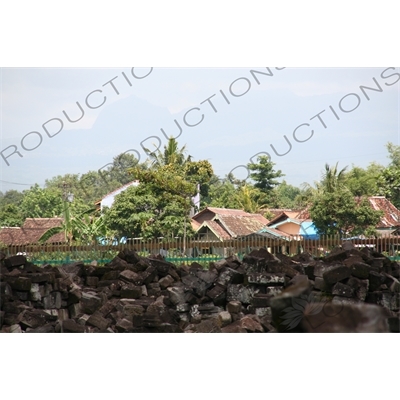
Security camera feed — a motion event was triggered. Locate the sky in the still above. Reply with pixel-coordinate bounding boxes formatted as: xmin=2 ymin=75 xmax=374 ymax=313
xmin=1 ymin=67 xmax=399 ymax=193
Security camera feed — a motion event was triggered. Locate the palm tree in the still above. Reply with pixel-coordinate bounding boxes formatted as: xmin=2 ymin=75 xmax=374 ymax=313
xmin=235 ymin=184 xmax=269 ymax=214
xmin=320 ymin=162 xmax=348 ymax=193
xmin=144 ymin=136 xmax=191 ymax=168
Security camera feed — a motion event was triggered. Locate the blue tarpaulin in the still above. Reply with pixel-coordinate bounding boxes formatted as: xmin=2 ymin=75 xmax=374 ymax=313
xmin=299 ymin=221 xmax=320 ymax=240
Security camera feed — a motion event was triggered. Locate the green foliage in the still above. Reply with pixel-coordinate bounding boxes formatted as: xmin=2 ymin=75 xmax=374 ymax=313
xmin=103 ymin=184 xmax=193 ymax=239
xmin=309 ymin=163 xmax=383 ymax=236
xmin=375 ymin=143 xmax=400 ymax=208
xmin=20 ymin=185 xmax=64 ymax=218
xmin=272 ymin=180 xmax=301 ymax=208
xmin=207 ymin=178 xmax=240 ymax=209
xmin=0 ymin=204 xmax=24 ymax=227
xmin=343 ymin=163 xmax=383 ymax=197
xmin=247 ymin=155 xmax=284 ymax=193
xmin=0 ymin=190 xmax=24 ymax=206
xmin=144 ymin=136 xmax=190 ymax=168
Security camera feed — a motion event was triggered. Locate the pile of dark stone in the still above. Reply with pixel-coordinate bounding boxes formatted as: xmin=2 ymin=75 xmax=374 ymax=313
xmin=1 ymin=243 xmax=399 ymax=333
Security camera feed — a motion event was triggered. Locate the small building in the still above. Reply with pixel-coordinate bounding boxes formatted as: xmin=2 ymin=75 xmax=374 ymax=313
xmin=95 ymin=180 xmax=140 ymax=211
xmin=191 ymin=207 xmax=270 ymax=256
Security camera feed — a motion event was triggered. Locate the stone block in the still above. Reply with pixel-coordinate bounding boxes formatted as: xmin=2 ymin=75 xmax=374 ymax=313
xmin=250 ymin=294 xmax=271 ymax=308
xmin=29 ymin=283 xmax=41 ymax=302
xmin=369 ymin=271 xmax=385 ymax=292
xmin=332 ymin=282 xmax=354 ymax=298
xmin=80 ymin=292 xmax=102 ymax=314
xmin=62 ymin=319 xmax=85 ymax=333
xmin=206 ymin=284 xmax=226 ymax=305
xmin=388 ymin=316 xmax=400 ymax=332
xmin=227 ymin=284 xmax=253 ymax=304
xmin=158 ymin=275 xmax=175 ymax=290
xmin=167 ymin=285 xmax=186 ymax=305
xmin=120 ymin=284 xmax=142 ymax=299
xmin=10 ymin=324 xmax=22 ymax=333
xmin=43 ymin=292 xmax=62 ymax=309
xmin=87 ymin=311 xmax=110 ymax=331
xmin=115 ymin=318 xmax=134 ymax=332
xmin=350 ymin=262 xmax=371 ymax=279
xmin=300 ymin=303 xmax=389 ymax=333
xmin=221 ymin=321 xmax=247 ymax=333
xmin=218 ymin=311 xmax=232 ymax=327
xmin=347 ymin=277 xmax=369 ymax=301
xmin=266 ymin=286 xmax=283 ymax=296
xmin=58 ymin=309 xmax=69 ymax=321
xmin=313 ymin=277 xmax=328 ymax=291
xmin=26 ymin=324 xmax=55 ymax=333
xmin=86 ymin=276 xmax=99 ymax=287
xmin=247 ymin=272 xmax=285 ymax=286
xmin=323 ymin=266 xmax=351 ymax=285
xmin=15 ymin=291 xmax=29 ymax=301
xmin=227 ymin=301 xmax=242 ymax=314
xmin=9 ymin=277 xmax=32 ymax=292
xmin=217 ymin=267 xmax=244 ymax=286
xmin=119 ymin=270 xmax=141 ymax=284
xmin=5 ymin=255 xmax=26 ymax=269
xmin=239 ymin=316 xmax=264 ymax=332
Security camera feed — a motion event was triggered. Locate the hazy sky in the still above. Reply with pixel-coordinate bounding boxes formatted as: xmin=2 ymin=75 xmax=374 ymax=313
xmin=1 ymin=67 xmax=399 ymax=193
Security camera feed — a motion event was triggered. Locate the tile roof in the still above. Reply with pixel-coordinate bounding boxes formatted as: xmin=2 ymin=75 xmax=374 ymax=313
xmin=257 ymin=227 xmax=293 ymax=239
xmin=22 ymin=218 xmax=64 ymax=229
xmin=267 ymin=209 xmax=309 ymax=225
xmin=198 ymin=220 xmax=232 ymax=240
xmin=367 ymin=196 xmax=400 ymax=228
xmin=217 ymin=215 xmax=268 ymax=238
xmin=0 ymin=218 xmax=65 ymax=246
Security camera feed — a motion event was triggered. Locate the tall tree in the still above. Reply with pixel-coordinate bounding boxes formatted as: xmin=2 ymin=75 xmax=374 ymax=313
xmin=245 ymin=155 xmax=284 ymax=209
xmin=319 ymin=162 xmax=348 ymax=193
xmin=247 ymin=155 xmax=284 ymax=193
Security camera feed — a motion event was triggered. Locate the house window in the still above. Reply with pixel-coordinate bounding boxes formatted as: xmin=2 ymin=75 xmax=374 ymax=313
xmin=202 ymin=247 xmax=211 ymax=255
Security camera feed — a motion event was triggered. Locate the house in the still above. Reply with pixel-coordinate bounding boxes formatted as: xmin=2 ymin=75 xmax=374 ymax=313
xmin=95 ymin=180 xmax=140 ymax=211
xmin=367 ymin=196 xmax=400 ymax=234
xmin=191 ymin=207 xmax=270 ymax=256
xmin=292 ymin=196 xmax=400 ymax=237
xmin=0 ymin=218 xmax=65 ymax=246
xmin=239 ymin=228 xmax=296 ymax=254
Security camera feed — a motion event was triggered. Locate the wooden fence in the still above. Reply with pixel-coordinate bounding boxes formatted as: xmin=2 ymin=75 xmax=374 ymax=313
xmin=2 ymin=235 xmax=400 ymax=265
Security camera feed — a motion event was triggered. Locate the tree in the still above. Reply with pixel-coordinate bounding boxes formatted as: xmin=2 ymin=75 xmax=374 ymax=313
xmin=309 ymin=163 xmax=383 ymax=236
xmin=376 ymin=143 xmax=400 ymax=208
xmin=234 ymin=184 xmax=271 ymax=215
xmin=310 ymin=190 xmax=383 ymax=236
xmin=0 ymin=190 xmax=24 ymax=206
xmin=386 ymin=142 xmax=400 ymax=167
xmin=319 ymin=162 xmax=348 ymax=193
xmin=103 ymin=184 xmax=192 ymax=239
xmin=20 ymin=185 xmax=64 ymax=219
xmin=272 ymin=180 xmax=301 ymax=209
xmin=247 ymin=155 xmax=284 ymax=193
xmin=38 ymin=202 xmax=100 ymax=245
xmin=144 ymin=136 xmax=191 ymax=168
xmin=343 ymin=163 xmax=383 ymax=197
xmin=0 ymin=204 xmax=24 ymax=227
xmin=207 ymin=177 xmax=239 ymax=209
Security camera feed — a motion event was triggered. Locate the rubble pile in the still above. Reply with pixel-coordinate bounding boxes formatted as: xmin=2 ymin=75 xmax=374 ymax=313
xmin=1 ymin=243 xmax=399 ymax=333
